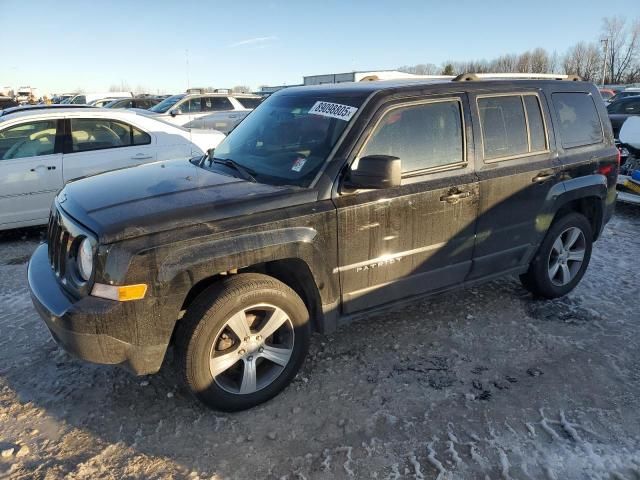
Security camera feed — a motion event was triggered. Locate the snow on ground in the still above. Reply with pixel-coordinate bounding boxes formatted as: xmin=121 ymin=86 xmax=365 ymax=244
xmin=0 ymin=205 xmax=639 ymax=479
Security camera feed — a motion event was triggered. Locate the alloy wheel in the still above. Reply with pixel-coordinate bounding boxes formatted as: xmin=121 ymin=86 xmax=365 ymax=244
xmin=547 ymin=226 xmax=586 ymax=286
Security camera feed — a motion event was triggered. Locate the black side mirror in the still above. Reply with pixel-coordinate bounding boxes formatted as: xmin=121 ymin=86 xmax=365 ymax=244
xmin=346 ymin=155 xmax=401 ymax=190
xmin=170 ymin=108 xmax=181 ymax=117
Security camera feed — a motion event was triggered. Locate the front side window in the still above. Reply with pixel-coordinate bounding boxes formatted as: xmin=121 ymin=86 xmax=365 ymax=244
xmin=70 ymin=95 xmax=86 ymax=104
xmin=552 ymin=92 xmax=603 ymax=148
xmin=179 ymin=98 xmax=201 ymax=113
xmin=70 ymin=118 xmax=150 ymax=152
xmin=211 ymin=92 xmax=368 ymax=187
xmin=478 ymin=94 xmax=548 ymax=160
xmin=360 ymin=99 xmax=464 ymax=174
xmin=608 ymin=99 xmax=640 ymax=114
xmin=203 ymin=97 xmax=233 ymax=112
xmin=0 ymin=120 xmax=57 ymax=159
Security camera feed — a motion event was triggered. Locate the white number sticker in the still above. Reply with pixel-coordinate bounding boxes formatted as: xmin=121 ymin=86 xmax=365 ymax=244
xmin=308 ymin=101 xmax=358 ymax=121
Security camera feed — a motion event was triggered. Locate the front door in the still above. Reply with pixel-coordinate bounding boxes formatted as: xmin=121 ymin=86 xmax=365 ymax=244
xmin=334 ymin=95 xmax=479 ymax=314
xmin=467 ymin=91 xmax=561 ymax=279
xmin=0 ymin=119 xmax=63 ymax=227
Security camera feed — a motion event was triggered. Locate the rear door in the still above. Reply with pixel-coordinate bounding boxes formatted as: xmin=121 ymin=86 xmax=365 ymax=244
xmin=0 ymin=118 xmax=63 ymax=227
xmin=467 ymin=91 xmax=561 ymax=280
xmin=62 ymin=116 xmax=156 ymax=181
xmin=334 ymin=94 xmax=479 ymax=314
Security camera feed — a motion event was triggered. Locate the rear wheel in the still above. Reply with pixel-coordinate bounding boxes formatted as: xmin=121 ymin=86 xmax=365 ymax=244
xmin=176 ymin=273 xmax=310 ymax=411
xmin=520 ymin=212 xmax=593 ymax=299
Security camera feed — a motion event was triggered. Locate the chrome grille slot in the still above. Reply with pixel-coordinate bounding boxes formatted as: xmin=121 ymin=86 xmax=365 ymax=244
xmin=47 ymin=208 xmax=76 ymax=278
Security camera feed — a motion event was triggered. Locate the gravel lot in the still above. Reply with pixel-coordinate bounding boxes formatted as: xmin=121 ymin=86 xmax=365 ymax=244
xmin=1 ymin=205 xmax=639 ymax=480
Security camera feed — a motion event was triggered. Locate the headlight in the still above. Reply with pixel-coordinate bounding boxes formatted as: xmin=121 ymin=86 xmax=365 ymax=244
xmin=77 ymin=237 xmax=94 ymax=281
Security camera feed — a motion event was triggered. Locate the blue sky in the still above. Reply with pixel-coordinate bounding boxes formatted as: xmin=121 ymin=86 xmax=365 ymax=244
xmin=0 ymin=0 xmax=636 ymax=94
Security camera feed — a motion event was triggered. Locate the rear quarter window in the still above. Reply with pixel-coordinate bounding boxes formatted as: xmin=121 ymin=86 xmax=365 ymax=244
xmin=551 ymin=92 xmax=603 ymax=148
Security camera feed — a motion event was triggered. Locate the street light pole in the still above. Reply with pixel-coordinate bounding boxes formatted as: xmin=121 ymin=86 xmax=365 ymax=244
xmin=600 ymin=38 xmax=609 ymax=87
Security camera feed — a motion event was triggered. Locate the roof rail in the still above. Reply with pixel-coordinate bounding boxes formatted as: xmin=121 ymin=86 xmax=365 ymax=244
xmin=452 ymin=73 xmax=583 ymax=82
xmin=0 ymin=104 xmax=95 ymax=117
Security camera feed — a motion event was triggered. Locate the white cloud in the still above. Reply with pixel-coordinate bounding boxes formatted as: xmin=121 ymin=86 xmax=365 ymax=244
xmin=228 ymin=36 xmax=277 ymax=48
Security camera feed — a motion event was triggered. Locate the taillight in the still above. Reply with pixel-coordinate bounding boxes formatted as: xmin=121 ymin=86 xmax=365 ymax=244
xmin=598 ymin=164 xmax=613 ymax=176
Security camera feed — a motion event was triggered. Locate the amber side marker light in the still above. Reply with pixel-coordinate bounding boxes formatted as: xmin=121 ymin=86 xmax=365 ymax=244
xmin=92 ymin=283 xmax=148 ymax=302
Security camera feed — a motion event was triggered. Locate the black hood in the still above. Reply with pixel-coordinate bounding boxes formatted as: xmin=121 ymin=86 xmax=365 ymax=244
xmin=59 ymin=159 xmax=316 ymax=243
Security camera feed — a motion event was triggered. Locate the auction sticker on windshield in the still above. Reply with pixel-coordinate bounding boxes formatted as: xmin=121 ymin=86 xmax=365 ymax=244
xmin=308 ymin=101 xmax=358 ymax=121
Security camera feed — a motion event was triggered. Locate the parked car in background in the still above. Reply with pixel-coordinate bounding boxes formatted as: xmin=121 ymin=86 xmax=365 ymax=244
xmin=609 ymin=88 xmax=640 ymax=103
xmin=0 ymin=108 xmax=225 ymax=230
xmin=599 ymin=88 xmax=616 ymax=102
xmin=67 ymin=92 xmax=132 ymax=104
xmin=607 ymin=96 xmax=640 ymax=138
xmin=27 ymin=74 xmax=617 ymax=411
xmin=141 ymin=93 xmax=262 ymax=133
xmin=104 ymin=97 xmax=160 ymax=109
xmin=0 ymin=96 xmax=18 ymax=110
xmin=87 ymin=98 xmax=119 ymax=107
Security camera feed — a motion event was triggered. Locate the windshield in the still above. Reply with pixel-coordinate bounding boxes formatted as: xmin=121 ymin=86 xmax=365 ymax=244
xmin=211 ymin=91 xmax=367 ymax=187
xmin=150 ymin=94 xmax=184 ymax=113
xmin=236 ymin=97 xmax=263 ymax=109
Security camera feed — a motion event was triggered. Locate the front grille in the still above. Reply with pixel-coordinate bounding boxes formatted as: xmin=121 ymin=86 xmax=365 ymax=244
xmin=47 ymin=208 xmax=74 ymax=277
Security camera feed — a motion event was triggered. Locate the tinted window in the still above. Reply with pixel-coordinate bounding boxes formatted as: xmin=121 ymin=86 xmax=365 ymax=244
xmin=524 ymin=95 xmax=547 ymax=152
xmin=212 ymin=92 xmax=368 ymax=187
xmin=236 ymin=97 xmax=262 ymax=109
xmin=178 ymin=98 xmax=201 ymax=113
xmin=70 ymin=95 xmax=86 ymax=104
xmin=0 ymin=120 xmax=57 ymax=159
xmin=149 ymin=94 xmax=184 ymax=113
xmin=552 ymin=93 xmax=603 ymax=148
xmin=361 ymin=100 xmax=464 ymax=173
xmin=70 ymin=118 xmax=150 ymax=152
xmin=478 ymin=96 xmax=528 ymax=159
xmin=203 ymin=96 xmax=233 ymax=112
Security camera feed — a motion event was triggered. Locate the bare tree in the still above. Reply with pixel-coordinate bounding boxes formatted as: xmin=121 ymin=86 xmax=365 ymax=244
xmin=399 ymin=63 xmax=438 ymax=75
xmin=232 ymin=85 xmax=252 ymax=94
xmin=530 ymin=48 xmax=551 ymax=73
xmin=491 ymin=54 xmax=519 ymax=72
xmin=602 ymin=16 xmax=640 ymax=83
xmin=563 ymin=42 xmax=602 ymax=81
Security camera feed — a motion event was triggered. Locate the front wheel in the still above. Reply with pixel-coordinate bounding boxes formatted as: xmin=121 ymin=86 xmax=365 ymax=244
xmin=176 ymin=273 xmax=311 ymax=411
xmin=520 ymin=212 xmax=593 ymax=299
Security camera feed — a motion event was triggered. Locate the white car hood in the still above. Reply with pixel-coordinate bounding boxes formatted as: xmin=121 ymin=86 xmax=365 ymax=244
xmin=186 ymin=129 xmax=226 ymax=153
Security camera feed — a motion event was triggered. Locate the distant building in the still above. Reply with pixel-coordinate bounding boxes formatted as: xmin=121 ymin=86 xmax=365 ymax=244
xmin=259 ymin=70 xmax=450 ymax=95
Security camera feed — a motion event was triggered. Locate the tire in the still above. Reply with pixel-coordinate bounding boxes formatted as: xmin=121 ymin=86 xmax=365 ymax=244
xmin=520 ymin=212 xmax=593 ymax=299
xmin=176 ymin=273 xmax=310 ymax=411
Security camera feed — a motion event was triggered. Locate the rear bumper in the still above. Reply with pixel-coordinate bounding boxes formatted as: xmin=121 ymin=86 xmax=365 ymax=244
xmin=28 ymin=244 xmax=166 ymax=375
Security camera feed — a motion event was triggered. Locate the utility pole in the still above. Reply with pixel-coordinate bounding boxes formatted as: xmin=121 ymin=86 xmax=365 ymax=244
xmin=600 ymin=37 xmax=609 ymax=87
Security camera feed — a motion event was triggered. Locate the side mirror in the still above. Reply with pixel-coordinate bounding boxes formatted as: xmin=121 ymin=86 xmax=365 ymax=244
xmin=170 ymin=108 xmax=181 ymax=117
xmin=619 ymin=116 xmax=640 ymax=150
xmin=346 ymin=155 xmax=401 ymax=190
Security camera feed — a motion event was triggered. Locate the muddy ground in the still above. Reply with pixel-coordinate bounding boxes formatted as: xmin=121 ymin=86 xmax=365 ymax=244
xmin=1 ymin=204 xmax=639 ymax=479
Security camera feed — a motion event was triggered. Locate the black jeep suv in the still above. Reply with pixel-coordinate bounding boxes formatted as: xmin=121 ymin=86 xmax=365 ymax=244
xmin=29 ymin=74 xmax=618 ymax=411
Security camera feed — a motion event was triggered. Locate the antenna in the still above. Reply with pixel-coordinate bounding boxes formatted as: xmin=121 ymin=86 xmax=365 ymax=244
xmin=185 ymin=49 xmax=193 ymax=147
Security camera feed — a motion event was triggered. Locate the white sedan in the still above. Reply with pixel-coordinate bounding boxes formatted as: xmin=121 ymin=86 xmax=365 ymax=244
xmin=0 ymin=106 xmax=225 ymax=230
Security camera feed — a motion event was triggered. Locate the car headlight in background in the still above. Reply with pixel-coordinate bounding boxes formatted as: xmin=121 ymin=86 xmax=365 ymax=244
xmin=77 ymin=237 xmax=94 ymax=281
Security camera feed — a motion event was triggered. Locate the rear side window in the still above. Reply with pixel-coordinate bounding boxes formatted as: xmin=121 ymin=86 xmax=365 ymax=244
xmin=203 ymin=97 xmax=234 ymax=112
xmin=477 ymin=94 xmax=548 ymax=161
xmin=607 ymin=99 xmax=640 ymax=114
xmin=70 ymin=118 xmax=151 ymax=152
xmin=360 ymin=99 xmax=464 ymax=174
xmin=551 ymin=92 xmax=603 ymax=148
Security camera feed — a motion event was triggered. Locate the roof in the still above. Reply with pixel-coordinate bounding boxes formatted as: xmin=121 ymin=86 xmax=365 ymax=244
xmin=0 ymin=106 xmax=151 ymax=123
xmin=275 ymin=76 xmax=587 ymax=97
xmin=0 ymin=104 xmax=93 ymax=117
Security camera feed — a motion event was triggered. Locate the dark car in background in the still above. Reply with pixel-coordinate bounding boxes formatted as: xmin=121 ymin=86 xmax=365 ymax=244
xmin=607 ymin=96 xmax=640 ymax=138
xmin=104 ymin=97 xmax=161 ymax=109
xmin=0 ymin=96 xmax=18 ymax=110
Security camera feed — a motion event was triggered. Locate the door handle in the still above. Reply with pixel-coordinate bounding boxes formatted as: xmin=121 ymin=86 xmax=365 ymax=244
xmin=29 ymin=165 xmax=46 ymax=172
xmin=532 ymin=172 xmax=554 ymax=183
xmin=132 ymin=154 xmax=153 ymax=160
xmin=440 ymin=190 xmax=472 ymax=204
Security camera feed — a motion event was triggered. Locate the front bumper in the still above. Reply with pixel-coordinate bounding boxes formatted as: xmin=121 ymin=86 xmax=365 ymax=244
xmin=28 ymin=244 xmax=166 ymax=374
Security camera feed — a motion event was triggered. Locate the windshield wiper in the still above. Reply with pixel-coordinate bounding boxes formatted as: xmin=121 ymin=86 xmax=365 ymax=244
xmin=211 ymin=157 xmax=257 ymax=183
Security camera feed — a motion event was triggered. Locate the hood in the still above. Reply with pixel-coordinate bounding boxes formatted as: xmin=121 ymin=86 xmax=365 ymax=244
xmin=59 ymin=159 xmax=316 ymax=244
